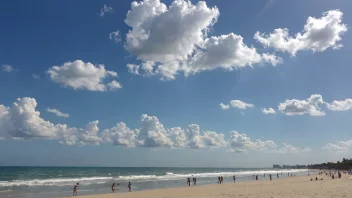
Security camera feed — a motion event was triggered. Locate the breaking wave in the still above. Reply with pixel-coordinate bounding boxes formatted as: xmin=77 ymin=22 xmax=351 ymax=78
xmin=0 ymin=169 xmax=309 ymax=187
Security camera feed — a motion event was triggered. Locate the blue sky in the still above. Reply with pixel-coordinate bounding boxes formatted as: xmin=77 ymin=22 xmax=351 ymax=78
xmin=0 ymin=0 xmax=352 ymax=167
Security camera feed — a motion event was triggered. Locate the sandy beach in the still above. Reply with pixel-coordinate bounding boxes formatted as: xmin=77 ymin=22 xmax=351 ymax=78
xmin=63 ymin=174 xmax=352 ymax=198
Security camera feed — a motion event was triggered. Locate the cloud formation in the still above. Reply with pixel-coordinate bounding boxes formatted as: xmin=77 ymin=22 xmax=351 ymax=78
xmin=275 ymin=143 xmax=311 ymax=154
xmin=323 ymin=140 xmax=352 ymax=152
xmin=0 ymin=97 xmax=308 ymax=153
xmin=2 ymin=64 xmax=17 ymax=72
xmin=47 ymin=108 xmax=70 ymax=118
xmin=219 ymin=103 xmax=230 ymax=110
xmin=124 ymin=0 xmax=279 ymax=80
xmin=220 ymin=100 xmax=254 ymax=110
xmin=261 ymin=108 xmax=276 ymax=114
xmin=278 ymin=94 xmax=325 ymax=116
xmin=327 ymin=99 xmax=352 ymax=111
xmin=109 ymin=31 xmax=121 ymax=43
xmin=47 ymin=60 xmax=122 ymax=92
xmin=100 ymin=4 xmax=113 ymax=17
xmin=254 ymin=10 xmax=347 ymax=55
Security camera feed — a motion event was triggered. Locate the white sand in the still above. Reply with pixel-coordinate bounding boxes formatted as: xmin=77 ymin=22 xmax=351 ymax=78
xmin=63 ymin=174 xmax=352 ymax=198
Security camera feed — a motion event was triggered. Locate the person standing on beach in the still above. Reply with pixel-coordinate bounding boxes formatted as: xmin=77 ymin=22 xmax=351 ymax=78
xmin=221 ymin=176 xmax=223 ymax=184
xmin=277 ymin=173 xmax=279 ymax=179
xmin=269 ymin=174 xmax=272 ymax=181
xmin=128 ymin=182 xmax=132 ymax=192
xmin=187 ymin=177 xmax=191 ymax=186
xmin=233 ymin=175 xmax=236 ymax=183
xmin=218 ymin=176 xmax=221 ymax=184
xmin=264 ymin=173 xmax=265 ymax=178
xmin=73 ymin=183 xmax=79 ymax=196
xmin=112 ymin=183 xmax=115 ymax=192
xmin=194 ymin=177 xmax=197 ymax=185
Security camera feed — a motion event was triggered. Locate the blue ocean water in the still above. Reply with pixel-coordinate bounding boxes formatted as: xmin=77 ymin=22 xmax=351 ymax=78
xmin=0 ymin=167 xmax=311 ymax=198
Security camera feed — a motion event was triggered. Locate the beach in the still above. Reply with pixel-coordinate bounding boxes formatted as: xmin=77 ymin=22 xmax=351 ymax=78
xmin=66 ymin=174 xmax=352 ymax=198
xmin=0 ymin=167 xmax=312 ymax=198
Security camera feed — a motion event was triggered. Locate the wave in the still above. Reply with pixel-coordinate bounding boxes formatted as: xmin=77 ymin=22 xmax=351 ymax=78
xmin=0 ymin=169 xmax=310 ymax=187
xmin=0 ymin=177 xmax=113 ymax=187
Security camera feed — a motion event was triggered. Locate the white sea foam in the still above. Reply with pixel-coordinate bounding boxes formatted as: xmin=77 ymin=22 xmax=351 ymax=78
xmin=0 ymin=177 xmax=113 ymax=187
xmin=0 ymin=169 xmax=310 ymax=187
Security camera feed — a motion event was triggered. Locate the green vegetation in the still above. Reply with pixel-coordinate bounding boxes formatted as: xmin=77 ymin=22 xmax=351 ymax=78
xmin=308 ymin=158 xmax=352 ymax=170
xmin=273 ymin=158 xmax=352 ymax=170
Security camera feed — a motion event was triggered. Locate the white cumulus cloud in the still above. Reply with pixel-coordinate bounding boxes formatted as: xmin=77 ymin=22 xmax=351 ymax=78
xmin=254 ymin=10 xmax=347 ymax=55
xmin=102 ymin=122 xmax=138 ymax=147
xmin=47 ymin=60 xmax=121 ymax=92
xmin=327 ymin=98 xmax=352 ymax=111
xmin=0 ymin=97 xmax=310 ymax=152
xmin=228 ymin=131 xmax=277 ymax=152
xmin=47 ymin=108 xmax=70 ymax=118
xmin=275 ymin=143 xmax=311 ymax=154
xmin=278 ymin=94 xmax=325 ymax=116
xmin=228 ymin=131 xmax=310 ymax=154
xmin=185 ymin=33 xmax=281 ymax=76
xmin=230 ymin=100 xmax=254 ymax=110
xmin=124 ymin=0 xmax=279 ymax=80
xmin=0 ymin=98 xmax=101 ymax=145
xmin=261 ymin=108 xmax=276 ymax=114
xmin=219 ymin=103 xmax=230 ymax=110
xmin=323 ymin=140 xmax=352 ymax=152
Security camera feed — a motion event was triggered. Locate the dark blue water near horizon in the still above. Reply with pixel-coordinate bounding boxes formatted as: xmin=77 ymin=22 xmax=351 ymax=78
xmin=0 ymin=166 xmax=311 ymax=198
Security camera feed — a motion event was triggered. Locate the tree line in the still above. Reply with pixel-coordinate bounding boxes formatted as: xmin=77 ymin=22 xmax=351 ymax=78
xmin=308 ymin=158 xmax=352 ymax=170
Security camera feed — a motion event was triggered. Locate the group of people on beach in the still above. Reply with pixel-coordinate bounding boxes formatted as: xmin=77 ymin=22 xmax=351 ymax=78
xmin=316 ymin=170 xmax=345 ymax=180
xmin=72 ymin=171 xmax=304 ymax=196
xmin=186 ymin=177 xmax=197 ymax=186
xmin=72 ymin=181 xmax=132 ymax=196
xmin=218 ymin=176 xmax=224 ymax=184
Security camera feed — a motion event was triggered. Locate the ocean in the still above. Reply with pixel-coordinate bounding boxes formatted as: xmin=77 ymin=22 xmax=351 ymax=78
xmin=0 ymin=167 xmax=311 ymax=198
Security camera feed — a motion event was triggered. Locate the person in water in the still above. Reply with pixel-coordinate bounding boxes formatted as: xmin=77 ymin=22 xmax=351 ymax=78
xmin=233 ymin=175 xmax=236 ymax=183
xmin=73 ymin=183 xmax=79 ymax=196
xmin=187 ymin=177 xmax=191 ymax=186
xmin=112 ymin=183 xmax=115 ymax=192
xmin=128 ymin=182 xmax=132 ymax=192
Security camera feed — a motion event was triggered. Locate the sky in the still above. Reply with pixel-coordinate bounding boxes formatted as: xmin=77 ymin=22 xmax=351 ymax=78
xmin=0 ymin=0 xmax=352 ymax=168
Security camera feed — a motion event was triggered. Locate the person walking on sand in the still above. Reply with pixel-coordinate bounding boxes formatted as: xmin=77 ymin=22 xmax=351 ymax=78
xmin=128 ymin=182 xmax=132 ymax=192
xmin=73 ymin=183 xmax=79 ymax=196
xmin=112 ymin=183 xmax=115 ymax=192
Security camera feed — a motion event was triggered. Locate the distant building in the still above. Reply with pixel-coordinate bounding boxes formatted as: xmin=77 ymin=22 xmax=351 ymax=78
xmin=273 ymin=164 xmax=282 ymax=169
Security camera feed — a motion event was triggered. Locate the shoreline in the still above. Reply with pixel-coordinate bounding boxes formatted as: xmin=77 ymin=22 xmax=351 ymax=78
xmin=60 ymin=173 xmax=352 ymax=198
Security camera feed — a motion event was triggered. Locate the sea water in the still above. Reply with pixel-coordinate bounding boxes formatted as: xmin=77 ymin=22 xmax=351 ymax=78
xmin=0 ymin=167 xmax=311 ymax=198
